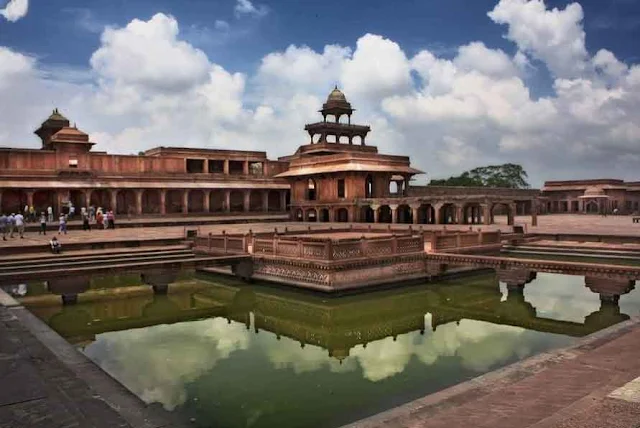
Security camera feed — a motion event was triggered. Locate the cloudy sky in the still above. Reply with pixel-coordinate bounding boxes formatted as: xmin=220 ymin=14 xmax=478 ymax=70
xmin=1 ymin=0 xmax=639 ymax=186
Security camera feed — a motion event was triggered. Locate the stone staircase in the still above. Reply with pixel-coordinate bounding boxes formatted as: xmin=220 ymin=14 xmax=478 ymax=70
xmin=0 ymin=245 xmax=211 ymax=280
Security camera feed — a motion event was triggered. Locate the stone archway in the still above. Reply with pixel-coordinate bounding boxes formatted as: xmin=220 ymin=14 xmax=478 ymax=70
xmin=69 ymin=190 xmax=87 ymax=212
xmin=91 ymin=190 xmax=111 ymax=211
xmin=165 ymin=190 xmax=183 ymax=214
xmin=188 ymin=190 xmax=205 ymax=213
xmin=439 ymin=203 xmax=457 ymax=224
xmin=491 ymin=202 xmax=514 ymax=225
xmin=249 ymin=190 xmax=263 ymax=212
xmin=463 ymin=203 xmax=483 ymax=224
xmin=33 ymin=190 xmax=56 ymax=215
xmin=335 ymin=208 xmax=349 ymax=223
xmin=378 ymin=205 xmax=392 ymax=223
xmin=397 ymin=204 xmax=412 ymax=224
xmin=585 ymin=200 xmax=599 ymax=214
xmin=319 ymin=208 xmax=330 ymax=222
xmin=418 ymin=204 xmax=435 ymax=224
xmin=365 ymin=175 xmax=374 ymax=198
xmin=142 ymin=189 xmax=161 ymax=214
xmin=360 ymin=206 xmax=374 ymax=223
xmin=267 ymin=190 xmax=280 ymax=212
xmin=210 ymin=190 xmax=225 ymax=212
xmin=1 ymin=189 xmax=26 ymax=214
xmin=229 ymin=190 xmax=244 ymax=212
xmin=305 ymin=208 xmax=318 ymax=222
xmin=115 ymin=190 xmax=136 ymax=215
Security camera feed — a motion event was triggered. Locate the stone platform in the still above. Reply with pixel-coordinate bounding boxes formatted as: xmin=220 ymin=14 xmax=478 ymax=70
xmin=0 ymin=290 xmax=186 ymax=428
xmin=346 ymin=316 xmax=640 ymax=428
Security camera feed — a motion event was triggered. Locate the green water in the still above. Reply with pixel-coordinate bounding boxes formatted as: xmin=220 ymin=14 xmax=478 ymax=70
xmin=13 ymin=270 xmax=640 ymax=428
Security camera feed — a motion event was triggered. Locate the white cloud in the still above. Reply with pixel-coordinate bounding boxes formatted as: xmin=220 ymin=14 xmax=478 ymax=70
xmin=2 ymin=1 xmax=640 ymax=184
xmin=488 ymin=0 xmax=588 ymax=79
xmin=85 ymin=317 xmax=250 ymax=411
xmin=234 ymin=0 xmax=268 ymax=18
xmin=0 ymin=0 xmax=28 ymax=22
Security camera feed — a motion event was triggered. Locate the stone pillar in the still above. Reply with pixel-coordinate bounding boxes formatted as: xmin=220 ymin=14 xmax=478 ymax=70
xmin=262 ymin=162 xmax=269 ymax=176
xmin=280 ymin=191 xmax=287 ymax=212
xmin=371 ymin=204 xmax=380 ymax=223
xmin=223 ymin=160 xmax=229 ymax=175
xmin=348 ymin=207 xmax=355 ymax=223
xmin=243 ymin=190 xmax=251 ymax=212
xmin=84 ymin=189 xmax=93 ymax=208
xmin=456 ymin=205 xmax=464 ymax=224
xmin=411 ymin=204 xmax=420 ymax=224
xmin=433 ymin=203 xmax=443 ymax=225
xmin=531 ymin=199 xmax=538 ymax=226
xmin=225 ymin=190 xmax=231 ymax=213
xmin=135 ymin=189 xmax=143 ymax=215
xmin=0 ymin=190 xmax=2 ymax=213
xmin=262 ymin=190 xmax=269 ymax=212
xmin=160 ymin=190 xmax=167 ymax=215
xmin=26 ymin=190 xmax=34 ymax=208
xmin=328 ymin=208 xmax=335 ymax=222
xmin=109 ymin=190 xmax=118 ymax=213
xmin=243 ymin=161 xmax=249 ymax=175
xmin=482 ymin=204 xmax=492 ymax=225
xmin=182 ymin=190 xmax=189 ymax=214
xmin=204 ymin=190 xmax=211 ymax=213
xmin=389 ymin=204 xmax=398 ymax=224
xmin=508 ymin=203 xmax=516 ymax=226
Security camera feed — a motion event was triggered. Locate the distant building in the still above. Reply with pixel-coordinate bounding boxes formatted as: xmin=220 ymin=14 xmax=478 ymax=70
xmin=542 ymin=179 xmax=640 ymax=214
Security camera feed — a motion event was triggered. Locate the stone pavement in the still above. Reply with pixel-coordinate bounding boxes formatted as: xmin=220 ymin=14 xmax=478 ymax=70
xmin=0 ymin=291 xmax=185 ymax=428
xmin=516 ymin=213 xmax=640 ymax=236
xmin=347 ymin=317 xmax=640 ymax=428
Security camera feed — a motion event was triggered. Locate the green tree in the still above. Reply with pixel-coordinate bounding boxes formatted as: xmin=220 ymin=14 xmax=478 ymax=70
xmin=429 ymin=163 xmax=530 ymax=189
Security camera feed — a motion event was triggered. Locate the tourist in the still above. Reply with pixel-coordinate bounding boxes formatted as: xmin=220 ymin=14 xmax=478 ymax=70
xmin=69 ymin=204 xmax=75 ymax=219
xmin=50 ymin=236 xmax=61 ymax=254
xmin=7 ymin=214 xmax=15 ymax=238
xmin=23 ymin=205 xmax=29 ymax=221
xmin=107 ymin=210 xmax=115 ymax=229
xmin=58 ymin=214 xmax=67 ymax=235
xmin=29 ymin=205 xmax=35 ymax=223
xmin=613 ymin=208 xmax=619 ymax=215
xmin=47 ymin=205 xmax=53 ymax=223
xmin=89 ymin=205 xmax=95 ymax=222
xmin=82 ymin=211 xmax=91 ymax=231
xmin=0 ymin=213 xmax=7 ymax=241
xmin=39 ymin=212 xmax=47 ymax=235
xmin=14 ymin=212 xmax=25 ymax=239
xmin=96 ymin=209 xmax=104 ymax=229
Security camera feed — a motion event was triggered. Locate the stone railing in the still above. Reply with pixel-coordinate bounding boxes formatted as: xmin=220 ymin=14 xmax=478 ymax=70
xmin=431 ymin=230 xmax=502 ymax=251
xmin=194 ymin=233 xmax=249 ymax=254
xmin=196 ymin=229 xmax=425 ymax=262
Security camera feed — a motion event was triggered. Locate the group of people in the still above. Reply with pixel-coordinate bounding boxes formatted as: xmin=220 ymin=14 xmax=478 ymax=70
xmin=1 ymin=204 xmax=118 ymax=248
xmin=0 ymin=213 xmax=26 ymax=240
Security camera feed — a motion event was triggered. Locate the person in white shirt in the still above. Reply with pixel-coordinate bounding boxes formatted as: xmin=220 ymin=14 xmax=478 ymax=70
xmin=47 ymin=206 xmax=53 ymax=223
xmin=8 ymin=214 xmax=15 ymax=238
xmin=14 ymin=213 xmax=25 ymax=239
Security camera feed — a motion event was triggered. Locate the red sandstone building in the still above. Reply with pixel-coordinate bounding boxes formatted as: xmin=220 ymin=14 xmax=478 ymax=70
xmin=0 ymin=109 xmax=290 ymax=216
xmin=1 ymin=88 xmax=540 ymax=224
xmin=541 ymin=180 xmax=640 ymax=214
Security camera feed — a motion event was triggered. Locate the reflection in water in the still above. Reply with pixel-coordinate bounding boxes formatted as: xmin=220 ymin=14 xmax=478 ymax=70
xmin=23 ymin=270 xmax=639 ymax=428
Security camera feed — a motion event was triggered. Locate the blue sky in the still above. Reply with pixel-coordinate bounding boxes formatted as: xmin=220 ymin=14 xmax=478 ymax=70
xmin=1 ymin=0 xmax=640 ymax=185
xmin=3 ymin=0 xmax=639 ymax=91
